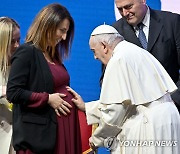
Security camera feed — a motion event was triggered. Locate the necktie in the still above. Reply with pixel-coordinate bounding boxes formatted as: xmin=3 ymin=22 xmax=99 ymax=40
xmin=138 ymin=23 xmax=147 ymax=50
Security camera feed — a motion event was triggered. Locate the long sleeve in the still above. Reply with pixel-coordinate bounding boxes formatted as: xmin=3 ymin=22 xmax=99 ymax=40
xmin=7 ymin=43 xmax=54 ymax=107
xmin=85 ymin=100 xmax=101 ymax=125
xmin=28 ymin=92 xmax=49 ymax=108
xmin=7 ymin=45 xmax=33 ymax=105
xmin=85 ymin=101 xmax=128 ymax=147
xmin=171 ymin=13 xmax=180 ymax=104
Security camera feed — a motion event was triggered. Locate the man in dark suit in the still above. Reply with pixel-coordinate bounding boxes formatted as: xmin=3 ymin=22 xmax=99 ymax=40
xmin=112 ymin=0 xmax=180 ymax=107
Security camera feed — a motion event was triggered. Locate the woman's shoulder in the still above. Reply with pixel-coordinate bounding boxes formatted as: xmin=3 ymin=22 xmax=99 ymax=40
xmin=12 ymin=43 xmax=36 ymax=60
xmin=16 ymin=42 xmax=34 ymax=52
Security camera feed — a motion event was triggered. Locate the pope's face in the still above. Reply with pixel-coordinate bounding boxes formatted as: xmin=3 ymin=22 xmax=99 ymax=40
xmin=115 ymin=0 xmax=147 ymax=26
xmin=89 ymin=36 xmax=108 ymax=65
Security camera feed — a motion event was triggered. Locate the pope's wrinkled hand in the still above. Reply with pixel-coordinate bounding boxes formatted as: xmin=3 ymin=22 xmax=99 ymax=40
xmin=66 ymin=86 xmax=85 ymax=112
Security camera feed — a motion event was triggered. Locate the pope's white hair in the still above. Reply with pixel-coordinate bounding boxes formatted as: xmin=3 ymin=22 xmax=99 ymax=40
xmin=91 ymin=33 xmax=124 ymax=48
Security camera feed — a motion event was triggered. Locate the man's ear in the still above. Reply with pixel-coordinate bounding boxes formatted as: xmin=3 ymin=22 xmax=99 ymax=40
xmin=101 ymin=41 xmax=108 ymax=54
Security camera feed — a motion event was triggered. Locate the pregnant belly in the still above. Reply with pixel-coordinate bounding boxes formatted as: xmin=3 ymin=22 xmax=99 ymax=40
xmin=55 ymin=86 xmax=78 ymax=119
xmin=55 ymin=86 xmax=74 ymax=106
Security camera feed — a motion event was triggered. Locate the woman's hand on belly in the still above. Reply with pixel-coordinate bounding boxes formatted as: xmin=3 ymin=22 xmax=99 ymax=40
xmin=48 ymin=93 xmax=72 ymax=117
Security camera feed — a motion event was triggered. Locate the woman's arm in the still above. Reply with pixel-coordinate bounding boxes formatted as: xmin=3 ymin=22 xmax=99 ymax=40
xmin=7 ymin=44 xmax=33 ymax=105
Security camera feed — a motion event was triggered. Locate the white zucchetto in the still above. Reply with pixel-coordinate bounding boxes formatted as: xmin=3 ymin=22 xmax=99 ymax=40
xmin=91 ymin=24 xmax=119 ymax=36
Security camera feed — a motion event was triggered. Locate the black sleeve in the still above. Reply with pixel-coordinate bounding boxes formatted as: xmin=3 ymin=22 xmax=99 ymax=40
xmin=7 ymin=44 xmax=33 ymax=105
xmin=171 ymin=13 xmax=180 ymax=104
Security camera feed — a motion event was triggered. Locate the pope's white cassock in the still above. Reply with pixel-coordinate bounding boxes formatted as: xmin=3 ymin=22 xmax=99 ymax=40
xmin=85 ymin=40 xmax=180 ymax=154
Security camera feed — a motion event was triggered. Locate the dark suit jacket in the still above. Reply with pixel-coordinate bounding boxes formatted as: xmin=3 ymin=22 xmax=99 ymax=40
xmin=7 ymin=43 xmax=57 ymax=153
xmin=112 ymin=8 xmax=180 ymax=105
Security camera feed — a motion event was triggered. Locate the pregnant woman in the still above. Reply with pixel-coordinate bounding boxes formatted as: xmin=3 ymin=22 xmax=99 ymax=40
xmin=7 ymin=3 xmax=81 ymax=154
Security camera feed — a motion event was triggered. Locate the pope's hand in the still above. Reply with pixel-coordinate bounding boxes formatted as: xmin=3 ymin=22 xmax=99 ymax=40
xmin=66 ymin=86 xmax=85 ymax=111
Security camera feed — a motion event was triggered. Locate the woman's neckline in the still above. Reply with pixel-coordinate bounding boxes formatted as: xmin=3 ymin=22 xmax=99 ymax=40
xmin=43 ymin=53 xmax=56 ymax=65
